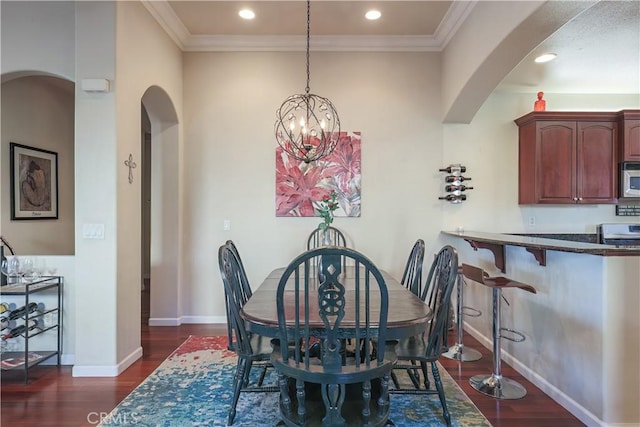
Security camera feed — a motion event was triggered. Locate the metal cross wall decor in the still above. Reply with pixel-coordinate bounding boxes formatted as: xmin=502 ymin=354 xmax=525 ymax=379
xmin=124 ymin=154 xmax=137 ymax=184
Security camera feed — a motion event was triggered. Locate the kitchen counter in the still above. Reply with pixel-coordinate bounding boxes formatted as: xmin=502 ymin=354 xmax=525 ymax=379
xmin=441 ymin=230 xmax=640 ymax=272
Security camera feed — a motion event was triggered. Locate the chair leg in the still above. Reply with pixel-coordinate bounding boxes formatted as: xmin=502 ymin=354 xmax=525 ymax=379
xmin=431 ymin=361 xmax=452 ymax=427
xmin=407 ymin=362 xmax=421 ymax=389
xmin=228 ymin=357 xmax=248 ymax=425
xmin=420 ymin=361 xmax=430 ymax=390
xmin=256 ymin=362 xmax=268 ymax=386
xmin=362 ymin=379 xmax=371 ymax=423
xmin=390 ymin=371 xmax=400 ymax=389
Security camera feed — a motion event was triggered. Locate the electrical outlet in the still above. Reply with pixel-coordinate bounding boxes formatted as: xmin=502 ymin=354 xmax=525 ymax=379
xmin=223 ymin=220 xmax=231 ymax=231
xmin=528 ymin=216 xmax=536 ymax=226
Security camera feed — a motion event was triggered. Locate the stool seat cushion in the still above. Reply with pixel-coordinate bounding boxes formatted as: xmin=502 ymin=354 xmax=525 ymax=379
xmin=461 ymin=264 xmax=536 ymax=294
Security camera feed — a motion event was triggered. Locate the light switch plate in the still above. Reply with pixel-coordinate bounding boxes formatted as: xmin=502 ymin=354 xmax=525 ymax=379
xmin=82 ymin=223 xmax=105 ymax=239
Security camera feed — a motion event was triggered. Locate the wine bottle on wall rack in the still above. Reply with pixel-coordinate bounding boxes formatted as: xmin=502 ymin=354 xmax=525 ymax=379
xmin=444 ymin=175 xmax=472 ymax=183
xmin=445 ymin=184 xmax=474 ymax=193
xmin=438 ymin=194 xmax=467 ymax=202
xmin=7 ymin=302 xmax=40 ymax=321
xmin=0 ymin=303 xmax=9 ymax=314
xmin=439 ymin=165 xmax=466 ymax=173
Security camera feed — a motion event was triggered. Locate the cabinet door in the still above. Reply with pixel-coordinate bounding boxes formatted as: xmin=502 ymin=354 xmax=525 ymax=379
xmin=621 ymin=119 xmax=640 ymax=161
xmin=536 ymin=121 xmax=576 ymax=203
xmin=577 ymin=121 xmax=617 ymax=203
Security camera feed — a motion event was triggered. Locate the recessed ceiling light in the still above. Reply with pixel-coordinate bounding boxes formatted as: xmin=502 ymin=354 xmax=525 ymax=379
xmin=239 ymin=9 xmax=255 ymax=20
xmin=534 ymin=53 xmax=557 ymax=63
xmin=365 ymin=10 xmax=381 ymax=20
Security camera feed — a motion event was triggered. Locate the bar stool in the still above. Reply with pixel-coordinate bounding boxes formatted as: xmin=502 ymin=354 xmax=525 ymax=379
xmin=461 ymin=263 xmax=537 ymax=399
xmin=442 ymin=266 xmax=483 ymax=362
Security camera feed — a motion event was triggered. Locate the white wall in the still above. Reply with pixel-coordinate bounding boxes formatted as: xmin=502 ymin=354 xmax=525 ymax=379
xmin=182 ymin=51 xmax=442 ymax=321
xmin=0 ymin=1 xmax=76 ymax=81
xmin=115 ymin=0 xmax=183 ymax=355
xmin=1 ymin=76 xmax=75 ymax=255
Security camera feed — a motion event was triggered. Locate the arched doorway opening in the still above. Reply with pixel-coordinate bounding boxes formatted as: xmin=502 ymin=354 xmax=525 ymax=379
xmin=140 ymin=86 xmax=180 ymax=327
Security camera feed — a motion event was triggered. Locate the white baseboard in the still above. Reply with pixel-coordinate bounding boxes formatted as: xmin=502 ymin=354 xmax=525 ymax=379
xmin=71 ymin=346 xmax=142 ymax=377
xmin=147 ymin=316 xmax=227 ymax=326
xmin=38 ymin=353 xmax=74 ymax=366
xmin=463 ymin=322 xmax=604 ymax=427
xmin=180 ymin=316 xmax=227 ymax=324
xmin=148 ymin=317 xmax=181 ymax=326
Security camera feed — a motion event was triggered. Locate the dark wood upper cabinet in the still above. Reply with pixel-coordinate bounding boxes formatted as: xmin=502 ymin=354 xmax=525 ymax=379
xmin=516 ymin=111 xmax=618 ymax=205
xmin=619 ymin=110 xmax=640 ymax=162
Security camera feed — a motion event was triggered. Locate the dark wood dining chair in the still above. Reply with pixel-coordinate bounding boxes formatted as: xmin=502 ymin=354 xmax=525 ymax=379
xmin=218 ymin=243 xmax=277 ymax=425
xmin=389 ymin=245 xmax=458 ymax=427
xmin=223 ymin=240 xmax=252 ymax=351
xmin=270 ymin=246 xmax=397 ymax=426
xmin=306 ymin=226 xmax=347 ymax=249
xmin=400 ymin=238 xmax=425 ymax=297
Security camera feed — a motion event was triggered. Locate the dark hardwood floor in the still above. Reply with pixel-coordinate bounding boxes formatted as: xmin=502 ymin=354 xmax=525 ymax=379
xmin=1 ymin=321 xmax=585 ymax=427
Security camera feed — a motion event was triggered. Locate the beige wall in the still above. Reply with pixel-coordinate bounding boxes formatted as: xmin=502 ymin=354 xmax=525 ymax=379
xmin=182 ymin=51 xmax=442 ymax=319
xmin=1 ymin=76 xmax=75 ymax=255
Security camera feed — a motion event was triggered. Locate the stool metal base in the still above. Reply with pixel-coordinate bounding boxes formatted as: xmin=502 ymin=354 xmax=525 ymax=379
xmin=442 ymin=344 xmax=482 ymax=362
xmin=470 ymin=374 xmax=527 ymax=399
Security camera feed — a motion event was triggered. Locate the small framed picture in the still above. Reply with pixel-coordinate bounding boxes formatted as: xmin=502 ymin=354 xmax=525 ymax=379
xmin=10 ymin=143 xmax=59 ymax=220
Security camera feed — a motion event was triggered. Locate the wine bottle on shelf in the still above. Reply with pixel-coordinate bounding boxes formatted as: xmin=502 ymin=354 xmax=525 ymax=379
xmin=439 ymin=165 xmax=466 ymax=173
xmin=445 ymin=184 xmax=474 ymax=192
xmin=7 ymin=302 xmax=40 ymax=321
xmin=438 ymin=194 xmax=467 ymax=202
xmin=1 ymin=245 xmax=6 ymax=286
xmin=1 ymin=319 xmax=39 ymax=340
xmin=0 ymin=302 xmax=9 ymax=314
xmin=444 ymin=175 xmax=472 ymax=183
xmin=1 ymin=316 xmax=10 ymax=330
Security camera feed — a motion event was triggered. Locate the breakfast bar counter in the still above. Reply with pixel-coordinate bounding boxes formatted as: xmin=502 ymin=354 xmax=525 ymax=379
xmin=441 ymin=230 xmax=640 ymax=273
xmin=439 ymin=230 xmax=640 ymax=426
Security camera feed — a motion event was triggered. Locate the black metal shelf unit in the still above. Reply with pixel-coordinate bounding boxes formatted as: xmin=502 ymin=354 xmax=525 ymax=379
xmin=0 ymin=277 xmax=63 ymax=383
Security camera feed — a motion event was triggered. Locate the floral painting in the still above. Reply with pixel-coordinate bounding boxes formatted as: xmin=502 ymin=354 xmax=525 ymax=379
xmin=276 ymin=131 xmax=361 ymax=217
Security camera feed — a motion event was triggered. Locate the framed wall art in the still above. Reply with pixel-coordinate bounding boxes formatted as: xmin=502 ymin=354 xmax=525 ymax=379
xmin=10 ymin=143 xmax=59 ymax=220
xmin=276 ymin=131 xmax=361 ymax=218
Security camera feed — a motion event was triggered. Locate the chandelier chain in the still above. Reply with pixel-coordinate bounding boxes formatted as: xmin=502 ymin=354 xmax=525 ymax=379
xmin=305 ymin=0 xmax=310 ymax=95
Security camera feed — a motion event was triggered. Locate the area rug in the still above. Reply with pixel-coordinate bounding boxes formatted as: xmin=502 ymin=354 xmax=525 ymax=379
xmin=100 ymin=336 xmax=491 ymax=427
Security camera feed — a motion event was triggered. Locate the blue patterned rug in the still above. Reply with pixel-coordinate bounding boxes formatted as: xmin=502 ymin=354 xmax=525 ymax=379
xmin=100 ymin=336 xmax=491 ymax=427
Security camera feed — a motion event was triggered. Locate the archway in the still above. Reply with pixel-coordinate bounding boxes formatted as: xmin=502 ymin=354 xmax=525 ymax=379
xmin=140 ymin=86 xmax=180 ymax=326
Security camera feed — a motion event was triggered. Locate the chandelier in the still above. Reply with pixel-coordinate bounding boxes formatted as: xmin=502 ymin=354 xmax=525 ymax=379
xmin=274 ymin=0 xmax=341 ymax=163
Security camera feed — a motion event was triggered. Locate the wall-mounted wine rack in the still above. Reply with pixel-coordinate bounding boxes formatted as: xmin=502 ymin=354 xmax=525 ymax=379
xmin=438 ymin=164 xmax=473 ymax=204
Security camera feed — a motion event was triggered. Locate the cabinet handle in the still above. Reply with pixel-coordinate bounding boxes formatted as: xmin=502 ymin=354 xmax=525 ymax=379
xmin=573 ymin=197 xmax=578 ymax=201
xmin=578 ymin=197 xmax=583 ymax=201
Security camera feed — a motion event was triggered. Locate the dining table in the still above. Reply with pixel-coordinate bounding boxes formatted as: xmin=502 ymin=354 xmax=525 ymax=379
xmin=241 ymin=266 xmax=434 ymax=340
xmin=240 ymin=265 xmax=434 ymax=426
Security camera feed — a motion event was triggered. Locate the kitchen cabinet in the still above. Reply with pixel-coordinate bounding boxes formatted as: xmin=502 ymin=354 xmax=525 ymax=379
xmin=619 ymin=110 xmax=640 ymax=162
xmin=516 ymin=112 xmax=618 ymax=204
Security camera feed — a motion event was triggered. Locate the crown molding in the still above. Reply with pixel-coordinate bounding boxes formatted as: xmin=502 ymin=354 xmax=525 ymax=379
xmin=141 ymin=0 xmax=189 ymax=51
xmin=185 ymin=35 xmax=441 ymax=52
xmin=143 ymin=1 xmax=477 ymax=52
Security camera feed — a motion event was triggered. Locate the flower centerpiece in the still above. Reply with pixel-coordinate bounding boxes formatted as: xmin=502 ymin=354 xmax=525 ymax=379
xmin=317 ymin=190 xmax=339 ymax=232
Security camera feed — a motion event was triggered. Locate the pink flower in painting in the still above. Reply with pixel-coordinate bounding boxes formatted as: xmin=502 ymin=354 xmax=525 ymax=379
xmin=321 ymin=133 xmax=361 ymax=194
xmin=276 ymin=150 xmax=327 ymax=216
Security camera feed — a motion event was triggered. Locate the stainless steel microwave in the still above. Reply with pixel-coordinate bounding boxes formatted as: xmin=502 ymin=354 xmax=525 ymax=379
xmin=620 ymin=162 xmax=640 ymax=199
